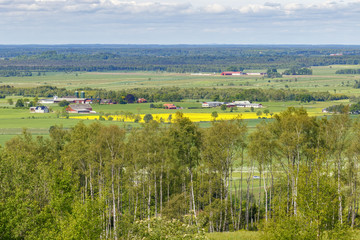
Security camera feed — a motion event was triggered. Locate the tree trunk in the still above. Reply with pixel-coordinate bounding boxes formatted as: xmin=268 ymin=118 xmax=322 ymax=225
xmin=338 ymin=157 xmax=343 ymax=224
xmin=111 ymin=164 xmax=117 ymax=240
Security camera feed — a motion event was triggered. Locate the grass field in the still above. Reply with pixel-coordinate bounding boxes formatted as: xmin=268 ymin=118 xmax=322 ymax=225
xmin=0 ymin=64 xmax=359 ymax=146
xmin=0 ymin=65 xmax=360 ymax=95
xmin=206 ymin=230 xmax=360 ymax=240
xmin=207 ymin=231 xmax=261 ymax=240
xmin=0 ymin=96 xmax=355 ymax=147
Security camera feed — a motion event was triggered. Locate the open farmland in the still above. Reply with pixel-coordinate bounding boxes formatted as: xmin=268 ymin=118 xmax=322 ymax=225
xmin=0 ymin=94 xmax=353 ymax=146
xmin=1 ymin=62 xmax=360 ymax=239
xmin=0 ymin=65 xmax=360 ymax=95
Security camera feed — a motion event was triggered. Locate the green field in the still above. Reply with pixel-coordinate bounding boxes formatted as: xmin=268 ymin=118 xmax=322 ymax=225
xmin=1 ymin=64 xmax=360 ymax=146
xmin=0 ymin=65 xmax=360 ymax=95
xmin=0 ymin=98 xmax=352 ymax=147
xmin=207 ymin=230 xmax=261 ymax=240
xmin=2 ymin=65 xmax=360 ymax=239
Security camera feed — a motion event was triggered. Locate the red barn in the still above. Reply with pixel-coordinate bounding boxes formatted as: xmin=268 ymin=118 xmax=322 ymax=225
xmin=163 ymin=104 xmax=176 ymax=109
xmin=66 ymin=104 xmax=93 ymax=114
xmin=137 ymin=98 xmax=147 ymax=103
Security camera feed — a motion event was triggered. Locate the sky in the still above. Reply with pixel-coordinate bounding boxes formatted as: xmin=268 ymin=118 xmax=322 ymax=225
xmin=1 ymin=0 xmax=360 ymax=44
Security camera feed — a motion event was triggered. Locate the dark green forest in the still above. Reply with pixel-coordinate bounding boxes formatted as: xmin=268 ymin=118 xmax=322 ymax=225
xmin=0 ymin=109 xmax=359 ymax=239
xmin=1 ymin=45 xmax=360 ymax=73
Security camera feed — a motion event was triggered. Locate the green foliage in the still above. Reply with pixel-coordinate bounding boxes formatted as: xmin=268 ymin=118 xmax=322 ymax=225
xmin=58 ymin=100 xmax=70 ymax=107
xmin=211 ymin=111 xmax=218 ymax=120
xmin=129 ymin=217 xmax=208 ymax=240
xmin=325 ymin=104 xmax=348 ymax=113
xmin=0 ymin=109 xmax=359 ymax=239
xmin=3 ymin=45 xmax=360 ymax=73
xmin=143 ymin=113 xmax=153 ymax=123
xmin=283 ymin=67 xmax=312 ymax=75
xmin=336 ymin=69 xmax=360 ymax=74
xmin=256 ymin=110 xmax=262 ymax=117
xmin=0 ymin=85 xmax=349 ymax=103
xmin=15 ymin=98 xmax=24 ymax=107
xmin=60 ymin=200 xmax=104 ymax=240
xmin=266 ymin=68 xmax=282 ymax=78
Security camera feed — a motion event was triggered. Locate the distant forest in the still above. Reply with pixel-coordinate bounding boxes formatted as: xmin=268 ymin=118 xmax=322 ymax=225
xmin=1 ymin=45 xmax=360 ymax=73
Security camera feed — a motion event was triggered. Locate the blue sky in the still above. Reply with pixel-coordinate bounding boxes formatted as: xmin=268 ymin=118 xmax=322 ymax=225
xmin=1 ymin=0 xmax=360 ymax=44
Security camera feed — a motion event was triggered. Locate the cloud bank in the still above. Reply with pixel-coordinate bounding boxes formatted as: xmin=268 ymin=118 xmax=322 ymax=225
xmin=1 ymin=0 xmax=360 ymax=44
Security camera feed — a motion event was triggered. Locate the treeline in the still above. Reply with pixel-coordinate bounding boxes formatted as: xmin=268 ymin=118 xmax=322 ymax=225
xmin=2 ymin=45 xmax=360 ymax=73
xmin=282 ymin=67 xmax=312 ymax=75
xmin=0 ymin=109 xmax=359 ymax=239
xmin=0 ymin=70 xmax=32 ymax=77
xmin=79 ymin=87 xmax=349 ymax=103
xmin=323 ymin=104 xmax=347 ymax=113
xmin=0 ymin=85 xmax=70 ymax=98
xmin=0 ymin=85 xmax=349 ymax=103
xmin=336 ymin=69 xmax=360 ymax=74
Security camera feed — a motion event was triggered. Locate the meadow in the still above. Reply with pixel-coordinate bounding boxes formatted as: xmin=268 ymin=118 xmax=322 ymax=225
xmin=0 ymin=65 xmax=359 ymax=95
xmin=0 ymin=96 xmax=351 ymax=146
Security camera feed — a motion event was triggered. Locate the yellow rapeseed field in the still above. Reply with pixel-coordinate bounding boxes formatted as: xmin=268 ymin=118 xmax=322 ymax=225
xmin=69 ymin=111 xmax=325 ymax=123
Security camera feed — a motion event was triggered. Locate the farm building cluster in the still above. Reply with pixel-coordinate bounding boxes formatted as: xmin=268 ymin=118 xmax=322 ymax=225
xmin=221 ymin=71 xmax=266 ymax=76
xmin=66 ymin=104 xmax=96 ymax=114
xmin=39 ymin=91 xmax=117 ymax=105
xmin=33 ymin=91 xmax=149 ymax=114
xmin=202 ymin=101 xmax=262 ymax=108
xmin=29 ymin=106 xmax=50 ymax=113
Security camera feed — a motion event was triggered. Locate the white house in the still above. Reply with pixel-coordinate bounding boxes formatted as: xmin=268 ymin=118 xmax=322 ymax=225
xmin=202 ymin=102 xmax=225 ymax=108
xmin=30 ymin=106 xmax=49 ymax=113
xmin=38 ymin=99 xmax=54 ymax=104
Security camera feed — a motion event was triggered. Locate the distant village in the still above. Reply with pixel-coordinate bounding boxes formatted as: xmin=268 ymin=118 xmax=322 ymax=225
xmin=220 ymin=71 xmax=266 ymax=76
xmin=202 ymin=101 xmax=262 ymax=108
xmin=30 ymin=90 xmax=262 ymax=114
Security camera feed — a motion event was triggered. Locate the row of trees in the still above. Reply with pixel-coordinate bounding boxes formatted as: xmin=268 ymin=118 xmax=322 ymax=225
xmin=336 ymin=69 xmax=360 ymax=74
xmin=283 ymin=67 xmax=313 ymax=75
xmin=0 ymin=86 xmax=348 ymax=104
xmin=0 ymin=109 xmax=359 ymax=239
xmin=0 ymin=70 xmax=32 ymax=77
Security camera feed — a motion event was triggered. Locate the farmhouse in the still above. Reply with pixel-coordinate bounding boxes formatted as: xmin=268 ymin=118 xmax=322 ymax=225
xmin=163 ymin=103 xmax=177 ymax=109
xmin=38 ymin=99 xmax=55 ymax=104
xmin=202 ymin=100 xmax=262 ymax=108
xmin=232 ymin=101 xmax=262 ymax=108
xmin=137 ymin=98 xmax=147 ymax=103
xmin=100 ymin=99 xmax=114 ymax=104
xmin=30 ymin=106 xmax=49 ymax=113
xmin=221 ymin=71 xmax=243 ymax=76
xmin=66 ymin=104 xmax=95 ymax=114
xmin=234 ymin=101 xmax=251 ymax=105
xmin=245 ymin=72 xmax=266 ymax=76
xmin=226 ymin=103 xmax=236 ymax=108
xmin=202 ymin=102 xmax=225 ymax=108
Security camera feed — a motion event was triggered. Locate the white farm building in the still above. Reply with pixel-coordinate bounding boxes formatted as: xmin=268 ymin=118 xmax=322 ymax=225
xmin=30 ymin=106 xmax=50 ymax=113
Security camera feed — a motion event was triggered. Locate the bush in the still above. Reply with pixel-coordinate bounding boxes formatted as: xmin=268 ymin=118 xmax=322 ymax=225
xmin=58 ymin=100 xmax=70 ymax=107
xmin=128 ymin=217 xmax=207 ymax=240
xmin=143 ymin=113 xmax=153 ymax=123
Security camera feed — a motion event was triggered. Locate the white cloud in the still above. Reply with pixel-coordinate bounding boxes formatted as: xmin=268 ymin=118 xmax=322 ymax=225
xmin=204 ymin=4 xmax=227 ymax=13
xmin=1 ymin=0 xmax=360 ymax=44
